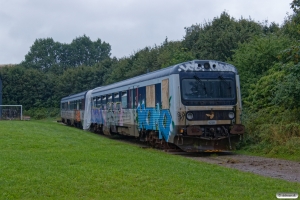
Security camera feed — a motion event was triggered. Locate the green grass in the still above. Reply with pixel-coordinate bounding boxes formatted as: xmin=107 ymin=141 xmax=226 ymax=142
xmin=0 ymin=120 xmax=299 ymax=199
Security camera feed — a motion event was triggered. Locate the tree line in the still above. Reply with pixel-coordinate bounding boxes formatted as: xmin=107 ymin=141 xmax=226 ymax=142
xmin=1 ymin=0 xmax=299 ymax=157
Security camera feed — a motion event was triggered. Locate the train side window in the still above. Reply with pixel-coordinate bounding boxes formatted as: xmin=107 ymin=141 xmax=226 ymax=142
xmin=155 ymin=83 xmax=161 ymax=108
xmin=107 ymin=94 xmax=112 ymax=110
xmin=79 ymin=100 xmax=82 ymax=110
xmin=102 ymin=96 xmax=106 ymax=109
xmin=122 ymin=91 xmax=127 ymax=109
xmin=107 ymin=94 xmax=112 ymax=102
xmin=138 ymin=87 xmax=146 ymax=106
xmin=134 ymin=88 xmax=137 ymax=108
xmin=93 ymin=97 xmax=96 ymax=108
xmin=96 ymin=96 xmax=101 ymax=108
xmin=127 ymin=89 xmax=133 ymax=109
xmin=127 ymin=88 xmax=136 ymax=109
xmin=114 ymin=93 xmax=119 ymax=102
xmin=113 ymin=92 xmax=120 ymax=109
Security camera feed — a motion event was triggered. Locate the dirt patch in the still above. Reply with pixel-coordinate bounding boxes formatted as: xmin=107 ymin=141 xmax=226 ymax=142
xmin=172 ymin=152 xmax=300 ymax=183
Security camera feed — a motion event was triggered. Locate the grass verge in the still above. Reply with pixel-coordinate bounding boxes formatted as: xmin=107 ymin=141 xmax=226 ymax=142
xmin=0 ymin=120 xmax=299 ymax=199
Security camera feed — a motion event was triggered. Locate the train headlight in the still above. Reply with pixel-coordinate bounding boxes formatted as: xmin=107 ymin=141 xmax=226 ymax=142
xmin=228 ymin=112 xmax=235 ymax=119
xmin=186 ymin=112 xmax=194 ymax=120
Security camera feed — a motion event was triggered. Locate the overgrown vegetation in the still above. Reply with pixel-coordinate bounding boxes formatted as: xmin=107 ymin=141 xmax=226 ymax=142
xmin=0 ymin=120 xmax=299 ymax=199
xmin=1 ymin=1 xmax=300 ymax=157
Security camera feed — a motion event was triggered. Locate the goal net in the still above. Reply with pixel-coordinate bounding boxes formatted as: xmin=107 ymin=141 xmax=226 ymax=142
xmin=0 ymin=105 xmax=23 ymax=120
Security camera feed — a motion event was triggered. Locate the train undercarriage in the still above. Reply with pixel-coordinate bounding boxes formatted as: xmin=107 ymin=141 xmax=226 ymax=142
xmin=85 ymin=122 xmax=243 ymax=152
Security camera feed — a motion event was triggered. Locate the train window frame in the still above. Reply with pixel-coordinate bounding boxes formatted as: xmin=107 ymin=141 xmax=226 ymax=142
xmin=155 ymin=83 xmax=161 ymax=109
xmin=181 ymin=78 xmax=236 ymax=100
xmin=114 ymin=93 xmax=119 ymax=102
xmin=107 ymin=94 xmax=112 ymax=102
xmin=96 ymin=96 xmax=101 ymax=108
xmin=102 ymin=95 xmax=106 ymax=109
xmin=138 ymin=87 xmax=146 ymax=106
xmin=78 ymin=99 xmax=82 ymax=110
xmin=92 ymin=97 xmax=97 ymax=108
xmin=107 ymin=94 xmax=112 ymax=110
xmin=121 ymin=91 xmax=127 ymax=109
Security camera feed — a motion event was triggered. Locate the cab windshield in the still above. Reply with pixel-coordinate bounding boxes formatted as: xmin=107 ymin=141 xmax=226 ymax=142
xmin=181 ymin=77 xmax=235 ymax=100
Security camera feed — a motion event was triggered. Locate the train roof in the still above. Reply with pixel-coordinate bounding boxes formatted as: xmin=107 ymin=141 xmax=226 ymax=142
xmin=61 ymin=90 xmax=88 ymax=102
xmin=91 ymin=60 xmax=238 ymax=95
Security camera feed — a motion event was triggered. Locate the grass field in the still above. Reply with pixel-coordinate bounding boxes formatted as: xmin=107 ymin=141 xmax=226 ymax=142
xmin=0 ymin=120 xmax=299 ymax=199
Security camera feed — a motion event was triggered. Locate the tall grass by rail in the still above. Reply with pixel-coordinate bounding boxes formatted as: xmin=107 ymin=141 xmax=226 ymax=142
xmin=0 ymin=120 xmax=299 ymax=199
xmin=239 ymin=108 xmax=300 ymax=161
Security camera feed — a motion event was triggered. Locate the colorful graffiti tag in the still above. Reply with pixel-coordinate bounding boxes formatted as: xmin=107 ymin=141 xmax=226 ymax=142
xmin=137 ymin=100 xmax=174 ymax=142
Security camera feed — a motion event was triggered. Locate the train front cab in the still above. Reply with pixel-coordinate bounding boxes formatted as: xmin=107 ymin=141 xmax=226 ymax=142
xmin=170 ymin=61 xmax=245 ymax=152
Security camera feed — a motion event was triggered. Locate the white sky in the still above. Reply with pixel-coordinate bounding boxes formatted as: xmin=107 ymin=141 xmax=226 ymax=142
xmin=0 ymin=0 xmax=293 ymax=64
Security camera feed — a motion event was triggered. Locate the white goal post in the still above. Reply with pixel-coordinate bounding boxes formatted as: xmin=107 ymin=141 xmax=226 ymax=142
xmin=0 ymin=105 xmax=23 ymax=120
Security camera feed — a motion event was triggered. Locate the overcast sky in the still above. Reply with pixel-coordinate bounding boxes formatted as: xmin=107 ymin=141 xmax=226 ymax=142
xmin=0 ymin=0 xmax=293 ymax=64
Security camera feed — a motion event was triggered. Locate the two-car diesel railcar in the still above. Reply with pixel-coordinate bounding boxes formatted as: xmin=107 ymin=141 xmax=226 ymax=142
xmin=61 ymin=60 xmax=245 ymax=152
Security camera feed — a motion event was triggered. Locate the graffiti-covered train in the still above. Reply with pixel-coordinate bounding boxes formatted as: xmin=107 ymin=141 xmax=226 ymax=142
xmin=61 ymin=60 xmax=245 ymax=152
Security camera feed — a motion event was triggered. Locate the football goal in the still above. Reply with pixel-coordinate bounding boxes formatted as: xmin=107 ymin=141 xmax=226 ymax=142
xmin=0 ymin=105 xmax=23 ymax=120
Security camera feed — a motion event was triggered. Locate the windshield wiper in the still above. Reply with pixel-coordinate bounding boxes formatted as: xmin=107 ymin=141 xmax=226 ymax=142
xmin=193 ymin=75 xmax=207 ymax=95
xmin=218 ymin=75 xmax=232 ymax=96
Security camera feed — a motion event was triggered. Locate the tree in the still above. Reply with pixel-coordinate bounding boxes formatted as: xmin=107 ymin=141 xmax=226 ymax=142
xmin=22 ymin=38 xmax=61 ymax=72
xmin=183 ymin=12 xmax=265 ymax=61
xmin=69 ymin=35 xmax=111 ymax=67
xmin=0 ymin=66 xmax=53 ymax=110
xmin=229 ymin=34 xmax=293 ymax=98
xmin=21 ymin=35 xmax=111 ymax=74
xmin=272 ymin=44 xmax=300 ymax=109
xmin=282 ymin=0 xmax=300 ymax=40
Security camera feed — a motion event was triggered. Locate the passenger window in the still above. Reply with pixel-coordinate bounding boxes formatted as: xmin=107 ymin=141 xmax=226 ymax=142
xmin=79 ymin=100 xmax=82 ymax=110
xmin=102 ymin=96 xmax=106 ymax=109
xmin=122 ymin=91 xmax=127 ymax=108
xmin=96 ymin=97 xmax=101 ymax=108
xmin=92 ymin=97 xmax=96 ymax=108
xmin=114 ymin=93 xmax=119 ymax=102
xmin=107 ymin=94 xmax=112 ymax=110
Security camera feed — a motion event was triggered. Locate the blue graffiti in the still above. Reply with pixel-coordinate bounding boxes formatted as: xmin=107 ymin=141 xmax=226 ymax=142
xmin=91 ymin=108 xmax=104 ymax=124
xmin=137 ymin=101 xmax=173 ymax=141
xmin=158 ymin=110 xmax=172 ymax=141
